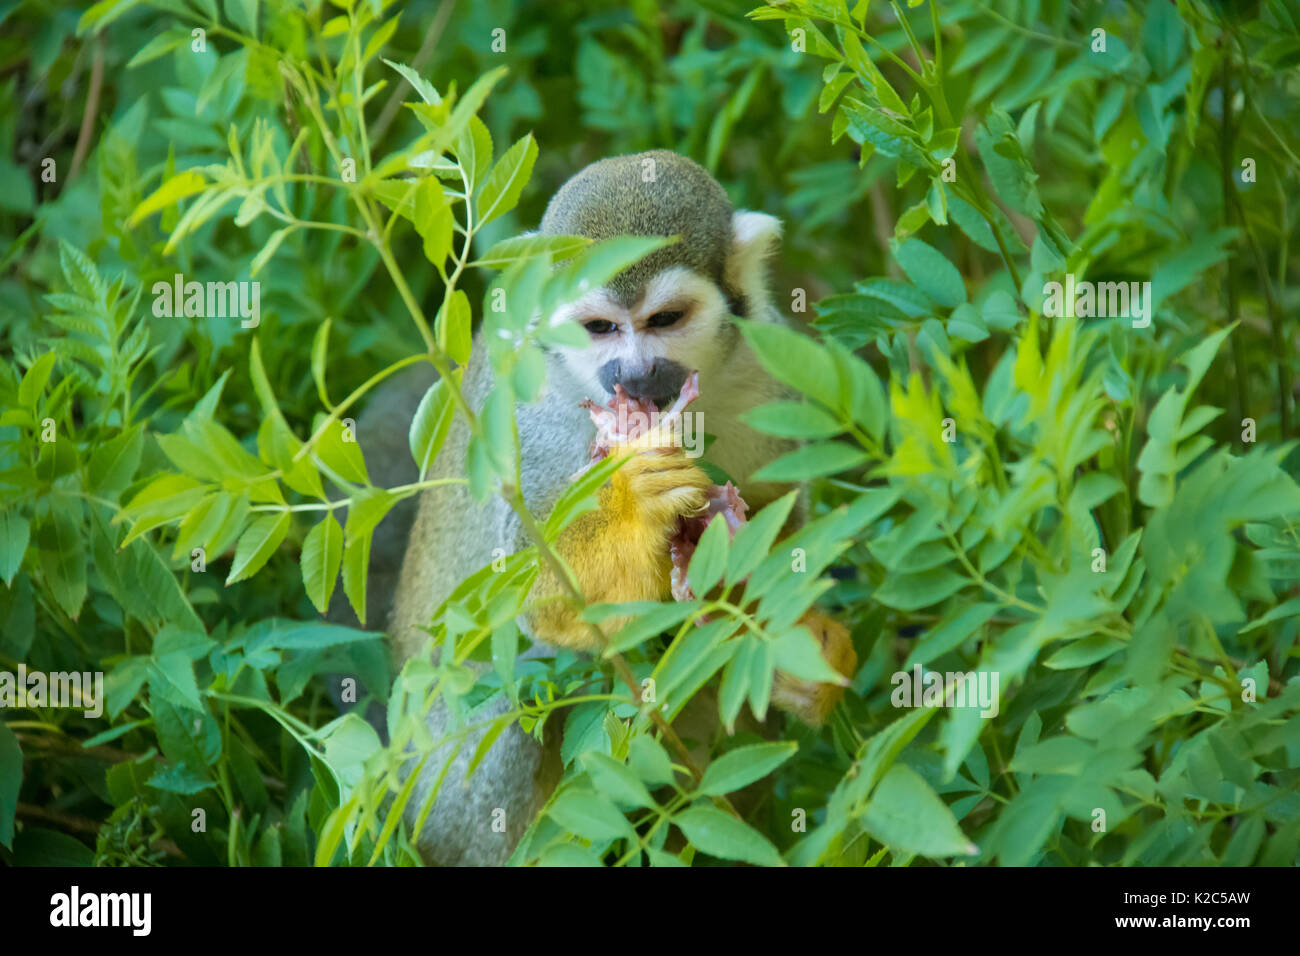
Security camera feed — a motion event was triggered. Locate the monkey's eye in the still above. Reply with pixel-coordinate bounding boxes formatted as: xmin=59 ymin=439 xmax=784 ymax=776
xmin=647 ymin=310 xmax=685 ymax=329
xmin=583 ymin=319 xmax=617 ymax=336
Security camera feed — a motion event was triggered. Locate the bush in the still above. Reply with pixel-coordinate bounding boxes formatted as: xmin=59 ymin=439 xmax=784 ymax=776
xmin=2 ymin=0 xmax=1299 ymax=867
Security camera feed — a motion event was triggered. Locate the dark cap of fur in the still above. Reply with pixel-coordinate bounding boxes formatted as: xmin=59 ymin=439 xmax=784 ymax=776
xmin=539 ymin=150 xmax=734 ymax=308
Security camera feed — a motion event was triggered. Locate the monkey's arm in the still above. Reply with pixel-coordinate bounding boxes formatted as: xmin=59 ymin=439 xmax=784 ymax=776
xmin=525 ymin=448 xmax=857 ymax=727
xmin=525 ymin=447 xmax=711 ymax=651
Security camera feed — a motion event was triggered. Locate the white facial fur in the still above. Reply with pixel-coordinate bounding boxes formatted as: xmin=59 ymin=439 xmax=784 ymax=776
xmin=547 ymin=266 xmax=733 ymax=405
xmin=534 ymin=209 xmax=791 ymax=506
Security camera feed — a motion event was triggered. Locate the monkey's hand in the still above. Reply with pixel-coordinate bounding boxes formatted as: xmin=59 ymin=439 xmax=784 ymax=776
xmin=526 ymin=445 xmax=711 ymax=651
xmin=770 ymin=609 xmax=858 ymax=727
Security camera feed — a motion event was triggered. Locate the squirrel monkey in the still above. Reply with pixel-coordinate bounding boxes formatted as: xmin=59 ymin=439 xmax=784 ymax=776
xmin=337 ymin=151 xmax=854 ymax=865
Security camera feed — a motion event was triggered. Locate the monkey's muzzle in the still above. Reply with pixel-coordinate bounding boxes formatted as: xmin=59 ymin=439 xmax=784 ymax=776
xmin=597 ymin=357 xmax=690 ymax=409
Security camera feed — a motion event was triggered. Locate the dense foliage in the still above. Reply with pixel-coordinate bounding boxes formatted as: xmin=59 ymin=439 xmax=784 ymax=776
xmin=3 ymin=0 xmax=1299 ymax=867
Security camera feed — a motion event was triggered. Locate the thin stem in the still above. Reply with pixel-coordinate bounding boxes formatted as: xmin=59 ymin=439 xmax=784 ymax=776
xmin=248 ymin=477 xmax=466 ymax=512
xmin=1220 ymin=56 xmax=1250 ymax=431
xmin=293 ymin=353 xmax=433 ymax=463
xmin=969 ymin=1 xmax=1071 ymax=47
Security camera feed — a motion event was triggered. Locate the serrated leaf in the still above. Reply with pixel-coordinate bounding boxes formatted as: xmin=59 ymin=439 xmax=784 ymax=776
xmin=673 ymin=805 xmax=784 ymax=866
xmin=752 ymin=442 xmax=870 ymax=483
xmin=688 ymin=515 xmax=730 ymax=597
xmin=862 ymin=763 xmax=977 ymax=857
xmin=128 ymin=170 xmax=208 ymax=227
xmin=408 ymin=377 xmax=456 ymax=480
xmin=0 ymin=513 xmax=31 ymax=587
xmin=476 ymin=133 xmax=537 ymax=225
xmin=311 ymin=319 xmax=333 ymax=409
xmin=893 ymin=238 xmax=966 ymax=308
xmin=471 ymin=233 xmax=591 ymax=269
xmin=697 ymin=742 xmax=797 ymax=796
xmin=301 ymin=515 xmax=343 ymax=614
xmin=226 ymin=512 xmax=289 ymax=585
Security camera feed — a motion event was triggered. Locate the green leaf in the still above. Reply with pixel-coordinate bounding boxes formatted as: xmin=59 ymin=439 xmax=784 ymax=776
xmin=408 ymin=376 xmax=456 ymax=480
xmin=128 ymin=170 xmax=207 ymax=227
xmin=772 ymin=626 xmax=845 ymax=684
xmin=437 ymin=290 xmax=472 ymax=366
xmin=1044 ymin=634 xmax=1125 ymax=670
xmin=688 ymin=515 xmax=730 ymax=597
xmin=862 ymin=763 xmax=977 ymax=857
xmin=383 ymin=58 xmax=440 ymax=106
xmin=243 ymin=619 xmax=381 ymax=653
xmin=414 ymin=177 xmax=453 ymax=267
xmin=10 ymin=826 xmax=98 ymax=863
xmin=673 ymin=805 xmax=784 ymax=866
xmin=738 ymin=320 xmax=839 ymax=409
xmin=842 ymin=99 xmax=926 ymax=166
xmin=224 ymin=0 xmax=258 ymax=37
xmin=125 ymin=27 xmax=189 ymax=68
xmin=697 ymin=742 xmax=797 ymax=796
xmin=893 ymin=238 xmax=966 ymax=308
xmin=538 ymin=844 xmax=604 ymax=867
xmin=948 ymin=195 xmax=1001 ymax=252
xmin=905 ymin=603 xmax=999 ymax=668
xmin=948 ymin=303 xmax=989 ymax=343
xmin=477 ymin=133 xmax=538 ymax=226
xmin=0 ymin=512 xmax=31 ymax=587
xmin=152 ymin=696 xmax=220 ymax=769
xmin=0 ymin=721 xmax=21 ymax=849
xmin=752 ymin=442 xmax=870 ymax=483
xmin=548 ymin=788 xmax=632 ymax=841
xmin=301 ymin=515 xmax=343 ymax=614
xmin=341 ymin=534 xmax=371 ymax=627
xmin=974 ymin=109 xmax=1043 ymax=218
xmin=874 ymin=567 xmax=969 ymax=611
xmin=740 ymin=401 xmax=843 ymax=439
xmin=311 ymin=319 xmax=333 ymax=410
xmin=727 ymin=490 xmax=796 ymax=584
xmin=981 ymin=290 xmax=1020 ymax=330
xmin=472 ymin=234 xmax=590 ymax=269
xmin=454 ymin=115 xmax=493 ymax=189
xmin=580 ymin=752 xmax=655 ymax=808
xmin=251 ymin=225 xmax=295 ymax=277
xmin=150 ymin=652 xmax=203 ymax=711
xmin=226 ymin=512 xmax=290 ymax=585
xmin=541 ymin=236 xmax=676 ymax=314
xmin=601 ymin=600 xmax=699 ymax=655
xmin=628 ymin=735 xmax=676 ymax=787
xmin=18 ymin=353 xmax=57 ymax=408
xmin=311 ymin=415 xmax=369 ymax=484
xmin=87 ymin=425 xmax=144 ymax=496
xmin=543 ymin=455 xmax=622 ymax=542
xmin=40 ymin=500 xmax=86 ymax=619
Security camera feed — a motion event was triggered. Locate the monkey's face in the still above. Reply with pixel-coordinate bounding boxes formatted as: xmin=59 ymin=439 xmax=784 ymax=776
xmin=548 ymin=266 xmax=737 ymax=408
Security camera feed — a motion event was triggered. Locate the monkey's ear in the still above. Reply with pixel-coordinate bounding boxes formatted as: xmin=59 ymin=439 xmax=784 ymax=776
xmin=725 ymin=211 xmax=782 ymax=304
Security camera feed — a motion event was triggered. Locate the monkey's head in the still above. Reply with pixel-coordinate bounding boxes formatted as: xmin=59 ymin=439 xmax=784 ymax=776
xmin=538 ymin=150 xmax=781 ymax=408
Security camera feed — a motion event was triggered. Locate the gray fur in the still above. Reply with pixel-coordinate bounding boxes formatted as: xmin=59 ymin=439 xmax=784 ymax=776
xmin=540 ymin=150 xmax=738 ymax=309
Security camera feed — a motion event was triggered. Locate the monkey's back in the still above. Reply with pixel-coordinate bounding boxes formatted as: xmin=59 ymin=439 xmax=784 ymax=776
xmin=382 ymin=342 xmax=593 ymax=865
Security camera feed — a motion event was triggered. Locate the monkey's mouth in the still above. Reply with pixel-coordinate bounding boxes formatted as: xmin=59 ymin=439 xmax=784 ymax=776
xmin=579 ymin=370 xmax=700 ymax=459
xmin=576 ymin=371 xmax=750 ymax=602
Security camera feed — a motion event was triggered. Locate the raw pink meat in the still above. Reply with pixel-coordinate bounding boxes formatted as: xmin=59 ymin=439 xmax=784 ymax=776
xmin=579 ymin=372 xmax=749 ymax=602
